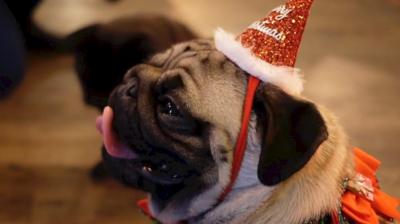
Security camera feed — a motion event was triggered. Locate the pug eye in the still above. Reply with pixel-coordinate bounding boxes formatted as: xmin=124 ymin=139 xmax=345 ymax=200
xmin=159 ymin=97 xmax=181 ymax=117
xmin=157 ymin=96 xmax=200 ymax=134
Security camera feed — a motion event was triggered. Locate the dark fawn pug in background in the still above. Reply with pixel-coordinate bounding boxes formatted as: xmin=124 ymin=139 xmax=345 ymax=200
xmin=68 ymin=15 xmax=196 ymax=179
xmin=97 ymin=39 xmax=357 ymax=223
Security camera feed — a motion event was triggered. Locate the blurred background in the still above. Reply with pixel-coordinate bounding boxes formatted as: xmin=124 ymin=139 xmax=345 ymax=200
xmin=0 ymin=0 xmax=399 ymax=223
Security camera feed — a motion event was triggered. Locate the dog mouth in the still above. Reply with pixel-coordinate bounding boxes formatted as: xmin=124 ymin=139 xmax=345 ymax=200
xmin=96 ymin=106 xmax=137 ymax=159
xmin=97 ymin=106 xmax=195 ymax=193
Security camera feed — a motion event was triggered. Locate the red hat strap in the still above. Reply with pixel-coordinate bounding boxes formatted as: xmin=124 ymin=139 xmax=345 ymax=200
xmin=218 ymin=76 xmax=261 ymax=202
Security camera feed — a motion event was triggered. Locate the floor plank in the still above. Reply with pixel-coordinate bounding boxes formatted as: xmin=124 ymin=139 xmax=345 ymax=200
xmin=0 ymin=165 xmax=148 ymax=224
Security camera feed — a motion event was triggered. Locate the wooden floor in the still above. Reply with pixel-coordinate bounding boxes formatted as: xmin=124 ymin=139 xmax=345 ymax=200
xmin=0 ymin=54 xmax=149 ymax=224
xmin=0 ymin=165 xmax=148 ymax=224
xmin=1 ymin=0 xmax=400 ymax=223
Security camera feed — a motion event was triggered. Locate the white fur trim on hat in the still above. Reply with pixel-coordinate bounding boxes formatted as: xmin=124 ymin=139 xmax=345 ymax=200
xmin=214 ymin=28 xmax=303 ymax=95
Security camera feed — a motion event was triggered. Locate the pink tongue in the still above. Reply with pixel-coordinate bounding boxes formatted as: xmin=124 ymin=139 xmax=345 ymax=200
xmin=97 ymin=106 xmax=137 ymax=159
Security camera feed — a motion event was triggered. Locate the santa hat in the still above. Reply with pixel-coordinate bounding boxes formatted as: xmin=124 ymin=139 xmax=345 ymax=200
xmin=215 ymin=0 xmax=315 ymax=201
xmin=214 ymin=0 xmax=314 ymax=95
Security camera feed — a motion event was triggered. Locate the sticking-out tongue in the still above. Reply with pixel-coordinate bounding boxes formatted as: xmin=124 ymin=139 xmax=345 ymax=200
xmin=96 ymin=106 xmax=137 ymax=159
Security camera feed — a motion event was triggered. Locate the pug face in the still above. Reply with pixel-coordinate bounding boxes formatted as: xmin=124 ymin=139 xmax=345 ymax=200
xmin=102 ymin=39 xmax=247 ymax=217
xmin=100 ymin=39 xmax=327 ymax=223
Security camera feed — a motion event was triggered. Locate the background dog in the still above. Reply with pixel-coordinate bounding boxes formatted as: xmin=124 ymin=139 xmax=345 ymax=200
xmin=96 ymin=39 xmax=366 ymax=223
xmin=68 ymin=15 xmax=197 ymax=179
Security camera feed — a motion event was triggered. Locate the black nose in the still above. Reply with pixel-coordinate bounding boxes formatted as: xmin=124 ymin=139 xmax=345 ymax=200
xmin=126 ymin=77 xmax=138 ymax=97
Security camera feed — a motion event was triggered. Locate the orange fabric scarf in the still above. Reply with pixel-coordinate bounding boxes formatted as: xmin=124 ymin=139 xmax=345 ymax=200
xmin=341 ymin=148 xmax=400 ymax=224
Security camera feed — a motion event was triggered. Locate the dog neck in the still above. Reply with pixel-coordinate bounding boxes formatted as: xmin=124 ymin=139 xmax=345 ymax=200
xmin=157 ymin=107 xmax=352 ymax=224
xmin=188 ymin=114 xmax=275 ymax=224
xmin=190 ymin=185 xmax=274 ymax=224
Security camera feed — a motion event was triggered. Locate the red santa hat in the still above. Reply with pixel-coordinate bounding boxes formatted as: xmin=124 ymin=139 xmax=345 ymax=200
xmin=214 ymin=0 xmax=314 ymax=95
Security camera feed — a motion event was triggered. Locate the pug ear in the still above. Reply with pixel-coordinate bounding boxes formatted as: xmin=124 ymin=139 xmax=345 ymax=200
xmin=254 ymin=84 xmax=328 ymax=186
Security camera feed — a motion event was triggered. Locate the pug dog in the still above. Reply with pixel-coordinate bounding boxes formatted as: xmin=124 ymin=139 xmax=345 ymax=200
xmin=96 ymin=39 xmax=393 ymax=224
xmin=68 ymin=15 xmax=196 ymax=179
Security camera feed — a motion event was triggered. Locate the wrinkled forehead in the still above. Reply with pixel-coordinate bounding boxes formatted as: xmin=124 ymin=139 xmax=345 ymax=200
xmin=148 ymin=39 xmax=216 ymax=68
xmin=145 ymin=38 xmax=246 ymax=88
